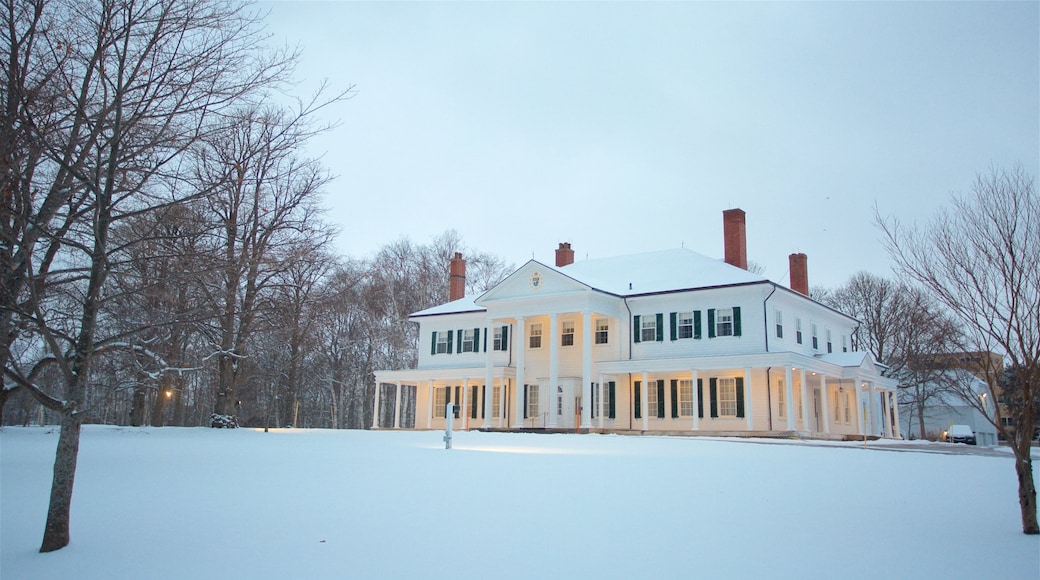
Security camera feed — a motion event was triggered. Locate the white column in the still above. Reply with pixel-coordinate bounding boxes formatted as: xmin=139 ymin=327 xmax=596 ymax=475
xmin=864 ymin=382 xmax=874 ymax=436
xmin=427 ymin=381 xmax=434 ymax=429
xmin=691 ymin=370 xmax=700 ymax=431
xmin=891 ymin=390 xmax=902 ymax=439
xmin=641 ymin=371 xmax=649 ymax=431
xmin=372 ymin=382 xmax=381 ymax=429
xmin=853 ymin=383 xmax=864 ymax=435
xmin=461 ymin=378 xmax=469 ymax=430
xmin=514 ymin=318 xmax=525 ymax=429
xmin=799 ymin=369 xmax=809 ymax=433
xmin=784 ymin=367 xmax=795 ymax=431
xmin=820 ymin=375 xmax=831 ymax=434
xmin=581 ymin=312 xmax=593 ymax=429
xmin=393 ymin=381 xmax=402 ymax=429
xmin=548 ymin=313 xmax=558 ymax=428
xmin=483 ymin=320 xmax=494 ymax=429
xmin=597 ymin=373 xmax=606 ymax=430
xmin=744 ymin=367 xmax=754 ymax=431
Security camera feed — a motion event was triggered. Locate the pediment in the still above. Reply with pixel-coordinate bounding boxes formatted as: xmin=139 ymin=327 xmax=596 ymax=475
xmin=476 ymin=260 xmax=591 ymax=305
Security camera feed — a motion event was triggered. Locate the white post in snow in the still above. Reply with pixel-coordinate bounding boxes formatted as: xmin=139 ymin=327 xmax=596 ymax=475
xmin=444 ymin=403 xmax=454 ymax=449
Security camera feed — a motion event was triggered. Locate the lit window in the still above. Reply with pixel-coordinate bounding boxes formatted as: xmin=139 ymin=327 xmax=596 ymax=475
xmin=526 ymin=384 xmax=539 ymax=418
xmin=561 ymin=320 xmax=575 ymax=347
xmin=647 ymin=381 xmax=658 ymax=417
xmin=461 ymin=329 xmax=476 ymax=353
xmin=434 ymin=387 xmax=448 ymax=418
xmin=718 ymin=378 xmax=737 ymax=417
xmin=492 ymin=387 xmax=501 ymax=418
xmin=529 ymin=323 xmax=542 ymax=349
xmin=777 ymin=380 xmax=786 ymax=418
xmin=716 ymin=308 xmax=734 ymax=337
xmin=436 ymin=332 xmax=450 ymax=354
xmin=679 ymin=379 xmax=694 ymax=416
xmin=844 ymin=390 xmax=852 ymax=423
xmin=677 ymin=312 xmax=694 ymax=339
xmin=593 ymin=382 xmax=613 ymax=418
xmin=595 ymin=319 xmax=609 ymax=344
xmin=641 ymin=317 xmax=656 ymax=342
xmin=796 ymin=318 xmax=803 ymax=345
xmin=775 ymin=309 xmax=784 ymax=339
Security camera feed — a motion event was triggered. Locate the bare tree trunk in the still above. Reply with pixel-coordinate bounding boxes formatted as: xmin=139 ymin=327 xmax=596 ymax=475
xmin=40 ymin=413 xmax=82 ymax=552
xmin=1014 ymin=446 xmax=1039 ymax=534
xmin=129 ymin=387 xmax=147 ymax=426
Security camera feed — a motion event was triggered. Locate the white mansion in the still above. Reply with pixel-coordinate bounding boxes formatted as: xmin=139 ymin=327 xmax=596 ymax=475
xmin=373 ymin=209 xmax=901 ymax=439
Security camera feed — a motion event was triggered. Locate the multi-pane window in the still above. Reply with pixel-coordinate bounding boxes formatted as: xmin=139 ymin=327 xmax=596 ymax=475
xmin=492 ymin=387 xmax=501 ymax=418
xmin=826 ymin=329 xmax=833 ymax=353
xmin=593 ymin=382 xmax=612 ymax=418
xmin=529 ymin=323 xmax=542 ymax=349
xmin=436 ymin=332 xmax=451 ymax=354
xmin=844 ymin=390 xmax=852 ymax=423
xmin=647 ymin=381 xmax=658 ymax=416
xmin=716 ymin=308 xmax=734 ymax=337
xmin=811 ymin=323 xmax=819 ymax=350
xmin=679 ymin=379 xmax=694 ymax=417
xmin=834 ymin=389 xmax=842 ymax=423
xmin=461 ymin=329 xmax=477 ymax=353
xmin=777 ymin=380 xmax=786 ymax=418
xmin=557 ymin=387 xmax=563 ymax=416
xmin=561 ymin=320 xmax=575 ymax=346
xmin=434 ymin=387 xmax=448 ymax=418
xmin=775 ymin=309 xmax=784 ymax=339
xmin=796 ymin=318 xmax=803 ymax=344
xmin=641 ymin=316 xmax=657 ymax=342
xmin=595 ymin=319 xmax=609 ymax=344
xmin=493 ymin=327 xmax=504 ymax=351
xmin=718 ymin=378 xmax=737 ymax=417
xmin=677 ymin=312 xmax=694 ymax=339
xmin=526 ymin=384 xmax=539 ymax=419
xmin=797 ymin=386 xmax=804 ymax=419
xmin=842 ymin=335 xmax=848 ymax=353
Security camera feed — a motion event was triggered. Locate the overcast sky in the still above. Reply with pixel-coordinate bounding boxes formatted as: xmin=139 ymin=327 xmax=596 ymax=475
xmin=261 ymin=1 xmax=1038 ymax=289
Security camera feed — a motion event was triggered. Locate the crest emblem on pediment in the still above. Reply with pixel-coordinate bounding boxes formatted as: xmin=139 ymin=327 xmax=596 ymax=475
xmin=529 ymin=271 xmax=542 ymax=290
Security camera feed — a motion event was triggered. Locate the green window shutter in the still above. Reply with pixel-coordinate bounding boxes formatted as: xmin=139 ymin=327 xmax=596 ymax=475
xmin=501 ymin=326 xmax=509 ymax=350
xmin=471 ymin=385 xmax=479 ymax=419
xmin=656 ymin=314 xmax=664 ymax=342
xmin=482 ymin=328 xmax=487 ymax=352
xmin=481 ymin=385 xmax=486 ymax=418
xmin=733 ymin=307 xmax=742 ymax=337
xmin=590 ymin=383 xmax=597 ymax=419
xmin=454 ymin=386 xmax=461 ymax=418
xmin=708 ymin=309 xmax=716 ymax=338
xmin=657 ymin=380 xmax=665 ymax=418
xmin=709 ymin=378 xmax=718 ymax=418
xmin=633 ymin=315 xmax=641 ymax=343
xmin=634 ymin=381 xmax=641 ymax=419
xmin=447 ymin=330 xmax=454 ymax=354
xmin=736 ymin=377 xmax=745 ymax=418
xmin=697 ymin=379 xmax=704 ymax=418
xmin=456 ymin=330 xmax=463 ymax=353
xmin=670 ymin=313 xmax=677 ymax=341
xmin=694 ymin=311 xmax=702 ymax=339
xmin=670 ymin=380 xmax=679 ymax=418
xmin=474 ymin=328 xmax=480 ymax=352
xmin=431 ymin=331 xmax=438 ymax=355
xmin=608 ymin=382 xmax=616 ymax=418
xmin=523 ymin=385 xmax=528 ymax=419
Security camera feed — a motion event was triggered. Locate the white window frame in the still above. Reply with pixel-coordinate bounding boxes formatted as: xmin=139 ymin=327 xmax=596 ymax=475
xmin=647 ymin=381 xmax=658 ymax=417
xmin=461 ymin=329 xmax=476 ymax=353
xmin=492 ymin=386 xmax=501 ymax=418
xmin=529 ymin=323 xmax=542 ymax=349
xmin=594 ymin=382 xmax=612 ymax=418
xmin=716 ymin=308 xmax=734 ymax=337
xmin=526 ymin=384 xmax=539 ymax=419
xmin=561 ymin=320 xmax=575 ymax=347
xmin=595 ymin=318 xmax=609 ymax=345
xmin=436 ymin=333 xmax=450 ymax=354
xmin=718 ymin=377 xmax=738 ymax=417
xmin=777 ymin=379 xmax=786 ymax=418
xmin=811 ymin=322 xmax=819 ymax=350
xmin=679 ymin=379 xmax=694 ymax=417
xmin=493 ymin=327 xmax=504 ymax=351
xmin=775 ymin=309 xmax=784 ymax=339
xmin=434 ymin=387 xmax=448 ymax=418
xmin=641 ymin=316 xmax=656 ymax=342
xmin=842 ymin=335 xmax=848 ymax=353
xmin=826 ymin=329 xmax=833 ymax=353
xmin=796 ymin=317 xmax=803 ymax=345
xmin=677 ymin=312 xmax=694 ymax=339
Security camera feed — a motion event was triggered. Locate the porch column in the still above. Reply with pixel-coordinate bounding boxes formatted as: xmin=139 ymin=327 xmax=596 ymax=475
xmin=864 ymin=382 xmax=874 ymax=436
xmin=427 ymin=381 xmax=434 ymax=429
xmin=597 ymin=373 xmax=606 ymax=430
xmin=853 ymin=383 xmax=864 ymax=435
xmin=372 ymin=382 xmax=381 ymax=429
xmin=393 ymin=381 xmax=402 ymax=429
xmin=891 ymin=390 xmax=902 ymax=439
xmin=784 ymin=367 xmax=795 ymax=431
xmin=744 ymin=367 xmax=753 ymax=430
xmin=820 ymin=375 xmax=831 ymax=434
xmin=461 ymin=378 xmax=469 ymax=430
xmin=799 ymin=369 xmax=809 ymax=433
xmin=581 ymin=312 xmax=593 ymax=429
xmin=641 ymin=371 xmax=649 ymax=431
xmin=483 ymin=319 xmax=494 ymax=429
xmin=548 ymin=313 xmax=558 ymax=428
xmin=514 ymin=318 xmax=525 ymax=429
xmin=691 ymin=370 xmax=700 ymax=431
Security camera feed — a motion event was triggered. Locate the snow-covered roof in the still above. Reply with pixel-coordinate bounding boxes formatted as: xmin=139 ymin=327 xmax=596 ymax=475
xmin=551 ymin=248 xmax=767 ymax=296
xmin=814 ymin=352 xmax=872 ymax=368
xmin=413 ymin=248 xmax=768 ymax=317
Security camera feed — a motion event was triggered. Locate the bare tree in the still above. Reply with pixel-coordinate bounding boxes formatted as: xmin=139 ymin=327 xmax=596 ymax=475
xmin=877 ymin=165 xmax=1039 ymax=534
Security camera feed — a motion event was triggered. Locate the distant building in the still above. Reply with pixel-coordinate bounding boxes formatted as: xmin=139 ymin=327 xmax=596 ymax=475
xmin=373 ymin=209 xmax=900 ymax=439
xmin=901 ymin=352 xmax=1003 ymax=446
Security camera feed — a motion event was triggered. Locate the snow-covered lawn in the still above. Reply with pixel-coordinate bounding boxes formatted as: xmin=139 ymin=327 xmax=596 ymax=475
xmin=2 ymin=426 xmax=1037 ymax=579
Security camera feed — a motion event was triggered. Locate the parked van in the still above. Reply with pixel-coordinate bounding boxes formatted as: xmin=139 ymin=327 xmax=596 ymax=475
xmin=945 ymin=424 xmax=976 ymax=445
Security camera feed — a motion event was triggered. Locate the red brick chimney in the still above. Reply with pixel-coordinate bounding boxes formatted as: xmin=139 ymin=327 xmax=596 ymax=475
xmin=555 ymin=242 xmax=574 ymax=267
xmin=449 ymin=252 xmax=466 ymax=301
xmin=723 ymin=208 xmax=747 ymax=270
xmin=789 ymin=253 xmax=809 ymax=296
